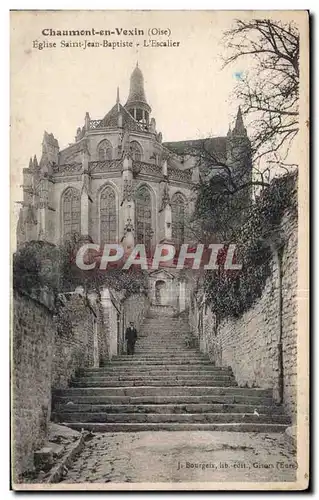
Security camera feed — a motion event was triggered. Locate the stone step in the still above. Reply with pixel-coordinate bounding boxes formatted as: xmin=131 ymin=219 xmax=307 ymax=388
xmin=108 ymin=360 xmax=217 ymax=366
xmin=139 ymin=335 xmax=188 ymax=337
xmin=113 ymin=352 xmax=206 ymax=357
xmin=135 ymin=345 xmax=189 ymax=350
xmin=140 ymin=326 xmax=187 ymax=328
xmin=138 ymin=334 xmax=188 ymax=336
xmin=139 ymin=329 xmax=188 ymax=333
xmin=57 ymin=422 xmax=290 ymax=433
xmin=139 ymin=331 xmax=189 ymax=335
xmin=138 ymin=337 xmax=189 ymax=340
xmin=126 ymin=343 xmax=197 ymax=347
xmin=50 ymin=308 xmax=291 ymax=434
xmin=53 ymin=412 xmax=291 ymax=425
xmin=111 ymin=356 xmax=208 ymax=362
xmin=73 ymin=374 xmax=235 ymax=383
xmin=85 ymin=367 xmax=231 ymax=375
xmin=118 ymin=344 xmax=197 ymax=348
xmin=139 ymin=332 xmax=188 ymax=335
xmin=137 ymin=337 xmax=189 ymax=340
xmin=141 ymin=323 xmax=186 ymax=326
xmin=133 ymin=348 xmax=197 ymax=352
xmin=53 ymin=394 xmax=274 ymax=406
xmin=54 ymin=386 xmax=273 ymax=398
xmin=139 ymin=337 xmax=189 ymax=340
xmin=140 ymin=331 xmax=189 ymax=334
xmin=70 ymin=379 xmax=238 ymax=387
xmin=141 ymin=321 xmax=185 ymax=324
xmin=133 ymin=352 xmax=200 ymax=356
xmin=139 ymin=330 xmax=187 ymax=332
xmin=53 ymin=402 xmax=285 ymax=415
xmin=136 ymin=341 xmax=190 ymax=346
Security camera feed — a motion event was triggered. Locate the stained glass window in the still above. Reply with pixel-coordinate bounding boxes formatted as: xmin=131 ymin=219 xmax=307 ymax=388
xmin=171 ymin=193 xmax=185 ymax=245
xmin=98 ymin=140 xmax=112 ymax=161
xmin=100 ymin=186 xmax=117 ymax=244
xmin=135 ymin=186 xmax=152 ymax=250
xmin=130 ymin=141 xmax=143 ymax=161
xmin=62 ymin=187 xmax=81 ymax=239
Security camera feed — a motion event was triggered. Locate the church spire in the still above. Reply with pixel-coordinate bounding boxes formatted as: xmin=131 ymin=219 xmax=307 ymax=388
xmin=233 ymin=106 xmax=247 ymax=136
xmin=125 ymin=63 xmax=151 ymax=123
xmin=125 ymin=64 xmax=150 ymax=109
xmin=116 ymin=86 xmax=120 ymax=111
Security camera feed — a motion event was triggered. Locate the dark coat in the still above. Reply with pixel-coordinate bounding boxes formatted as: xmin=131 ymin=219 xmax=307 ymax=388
xmin=125 ymin=326 xmax=137 ymax=343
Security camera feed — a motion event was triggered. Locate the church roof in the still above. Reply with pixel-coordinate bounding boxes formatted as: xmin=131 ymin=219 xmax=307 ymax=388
xmin=59 ymin=139 xmax=84 ymax=164
xmin=163 ymin=137 xmax=227 ymax=164
xmin=100 ymin=103 xmax=148 ymax=133
xmin=102 ymin=103 xmax=134 ymax=127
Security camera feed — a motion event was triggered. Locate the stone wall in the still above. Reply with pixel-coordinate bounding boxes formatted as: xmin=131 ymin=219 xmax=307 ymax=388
xmin=189 ymin=209 xmax=298 ymax=419
xmin=12 ymin=292 xmax=55 ymax=478
xmin=51 ymin=293 xmax=104 ymax=389
xmin=123 ymin=293 xmax=150 ymax=332
xmin=118 ymin=293 xmax=150 ymax=355
xmin=12 ymin=289 xmax=105 ymax=479
xmin=100 ymin=288 xmax=120 ymax=359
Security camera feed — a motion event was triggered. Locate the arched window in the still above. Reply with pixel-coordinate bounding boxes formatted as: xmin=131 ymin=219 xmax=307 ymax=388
xmin=100 ymin=186 xmax=117 ymax=244
xmin=135 ymin=186 xmax=152 ymax=250
xmin=98 ymin=140 xmax=112 ymax=161
xmin=130 ymin=141 xmax=143 ymax=161
xmin=62 ymin=187 xmax=81 ymax=238
xmin=171 ymin=193 xmax=185 ymax=245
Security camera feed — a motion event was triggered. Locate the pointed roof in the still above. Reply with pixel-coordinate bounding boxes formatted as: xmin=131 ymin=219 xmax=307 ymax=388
xmin=233 ymin=106 xmax=247 ymax=136
xmin=101 ymin=103 xmax=147 ymax=132
xmin=125 ymin=63 xmax=151 ymax=112
xmin=149 ymin=269 xmax=176 ymax=279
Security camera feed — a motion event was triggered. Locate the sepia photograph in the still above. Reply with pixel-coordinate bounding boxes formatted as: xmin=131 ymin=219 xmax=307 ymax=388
xmin=10 ymin=10 xmax=309 ymax=490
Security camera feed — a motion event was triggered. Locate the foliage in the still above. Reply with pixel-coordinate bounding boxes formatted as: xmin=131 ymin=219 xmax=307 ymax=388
xmin=193 ymin=170 xmax=252 ymax=241
xmin=13 ymin=237 xmax=149 ymax=301
xmin=13 ymin=240 xmax=60 ymax=295
xmin=203 ymin=171 xmax=297 ymax=319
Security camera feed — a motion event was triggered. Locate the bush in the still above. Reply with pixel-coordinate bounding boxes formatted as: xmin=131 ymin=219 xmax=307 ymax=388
xmin=13 ymin=239 xmax=149 ymax=300
xmin=204 ymin=171 xmax=297 ymax=319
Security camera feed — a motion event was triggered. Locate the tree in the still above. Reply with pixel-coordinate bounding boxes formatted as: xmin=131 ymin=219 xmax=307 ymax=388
xmin=222 ymin=18 xmax=299 ymax=169
xmin=178 ymin=18 xmax=300 ymax=244
xmin=176 ymin=129 xmax=265 ymax=243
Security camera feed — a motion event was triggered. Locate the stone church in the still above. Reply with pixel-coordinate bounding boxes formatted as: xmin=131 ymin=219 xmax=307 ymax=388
xmin=16 ymin=63 xmax=251 ymax=308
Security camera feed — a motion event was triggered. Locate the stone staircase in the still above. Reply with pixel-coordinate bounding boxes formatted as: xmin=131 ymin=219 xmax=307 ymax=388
xmin=52 ymin=305 xmax=290 ymax=432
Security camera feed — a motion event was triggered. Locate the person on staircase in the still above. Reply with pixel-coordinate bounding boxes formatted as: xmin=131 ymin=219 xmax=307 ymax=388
xmin=125 ymin=321 xmax=138 ymax=355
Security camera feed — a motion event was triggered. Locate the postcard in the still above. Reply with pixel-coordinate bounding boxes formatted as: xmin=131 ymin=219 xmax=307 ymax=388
xmin=10 ymin=10 xmax=309 ymax=490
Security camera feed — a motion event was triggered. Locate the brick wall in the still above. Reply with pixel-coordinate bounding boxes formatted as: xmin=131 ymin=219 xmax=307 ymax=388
xmin=189 ymin=209 xmax=298 ymax=419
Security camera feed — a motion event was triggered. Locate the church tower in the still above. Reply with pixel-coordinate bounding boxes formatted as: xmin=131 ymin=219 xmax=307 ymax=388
xmin=225 ymin=107 xmax=253 ymax=231
xmin=226 ymin=106 xmax=252 ymax=190
xmin=124 ymin=63 xmax=152 ymax=126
